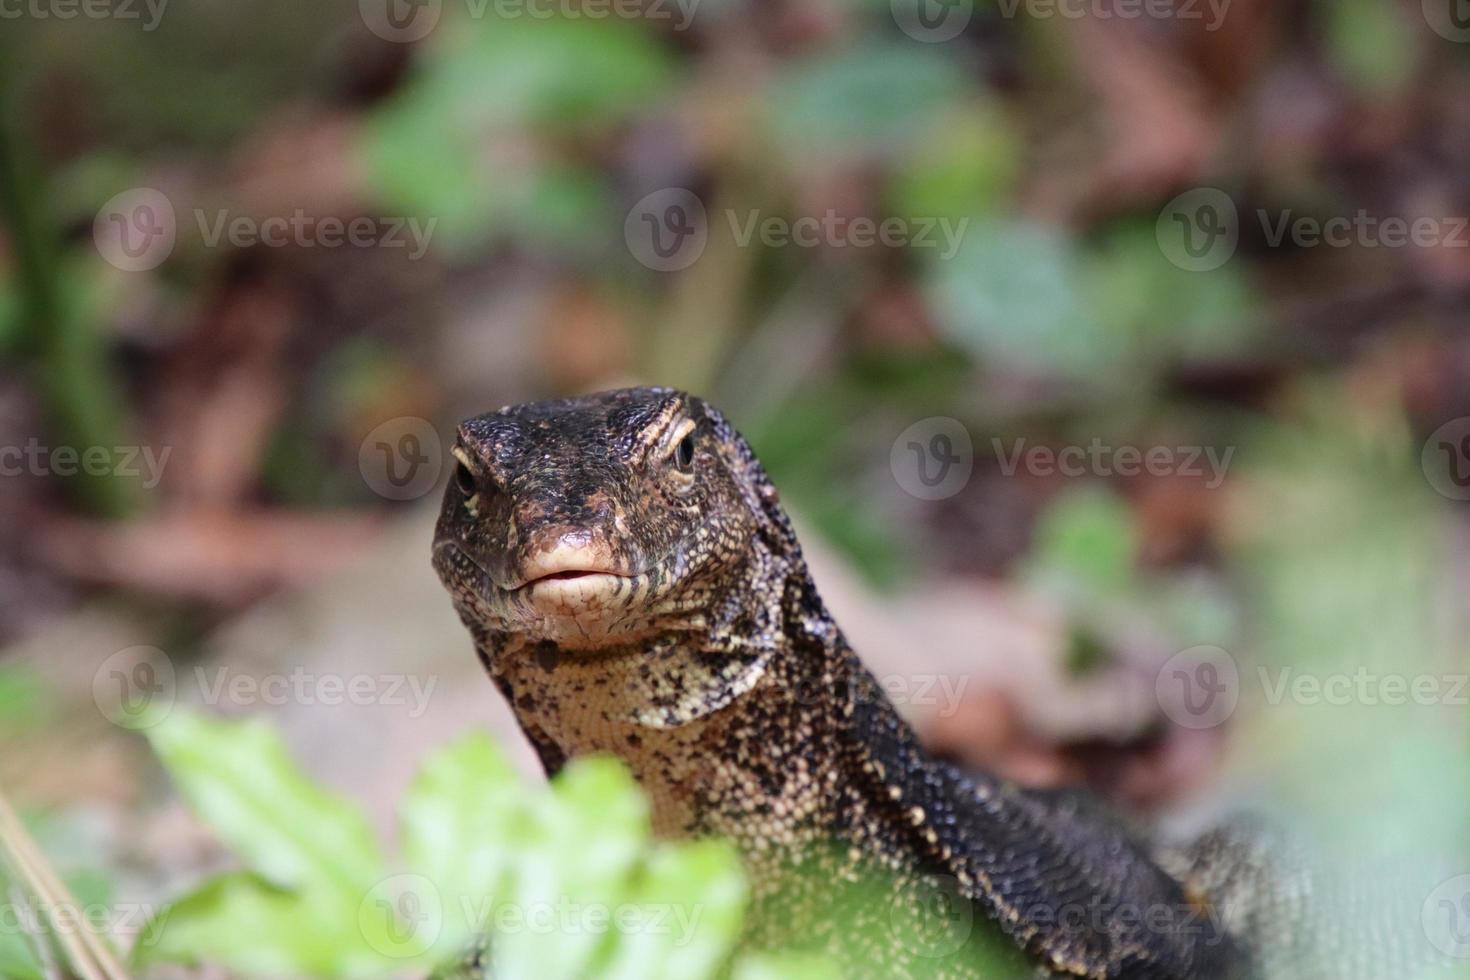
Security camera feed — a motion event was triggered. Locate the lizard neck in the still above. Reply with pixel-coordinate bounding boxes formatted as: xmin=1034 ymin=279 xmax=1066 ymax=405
xmin=482 ymin=559 xmax=970 ymax=861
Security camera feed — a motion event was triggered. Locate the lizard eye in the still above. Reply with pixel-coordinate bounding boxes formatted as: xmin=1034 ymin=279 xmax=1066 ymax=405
xmin=454 ymin=460 xmax=477 ymax=497
xmin=675 ymin=433 xmax=696 ymax=471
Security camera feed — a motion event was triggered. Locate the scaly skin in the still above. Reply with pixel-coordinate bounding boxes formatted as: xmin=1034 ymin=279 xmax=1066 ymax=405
xmin=431 ymin=387 xmax=1241 ymax=979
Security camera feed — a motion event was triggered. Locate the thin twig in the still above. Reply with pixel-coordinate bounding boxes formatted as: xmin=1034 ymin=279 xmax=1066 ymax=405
xmin=0 ymin=782 xmax=132 ymax=980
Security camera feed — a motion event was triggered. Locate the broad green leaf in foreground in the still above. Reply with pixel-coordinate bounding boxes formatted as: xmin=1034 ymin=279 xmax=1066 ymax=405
xmin=400 ymin=733 xmax=528 ymax=961
xmin=145 ymin=712 xmax=385 ymax=895
xmin=732 ymin=951 xmax=842 ymax=980
xmin=595 ymin=839 xmax=748 ymax=980
xmin=141 ymin=713 xmax=758 ymax=979
xmin=486 ymin=757 xmax=651 ymax=980
xmin=132 ymin=871 xmax=385 ymax=978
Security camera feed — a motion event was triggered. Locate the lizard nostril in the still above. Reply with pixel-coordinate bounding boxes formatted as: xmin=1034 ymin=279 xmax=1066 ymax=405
xmin=558 ymin=528 xmax=592 ymax=550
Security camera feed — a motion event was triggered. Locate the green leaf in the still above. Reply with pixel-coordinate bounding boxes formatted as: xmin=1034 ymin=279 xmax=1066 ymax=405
xmin=360 ymin=15 xmax=666 ymax=251
xmin=889 ymin=104 xmax=1021 ymax=223
xmin=1023 ymin=486 xmax=1138 ymax=599
xmin=930 ymin=218 xmax=1260 ymax=384
xmin=0 ymin=663 xmax=53 ymax=737
xmin=926 ymin=219 xmax=1098 ymax=377
xmin=0 ymin=902 xmax=44 ymax=980
xmin=143 ymin=721 xmax=755 ymax=979
xmin=732 ymin=950 xmax=842 ymax=980
xmin=436 ymin=16 xmax=675 ymax=128
xmin=768 ymin=43 xmax=964 ymax=158
xmin=145 ymin=712 xmax=386 ymax=895
xmin=490 ymin=757 xmax=651 ymax=980
xmin=1319 ymin=0 xmax=1416 ymax=96
xmin=132 ymin=871 xmax=391 ymax=978
xmin=1082 ymin=222 xmax=1258 ymax=366
xmin=401 ymin=733 xmax=528 ymax=961
xmin=596 ymin=840 xmax=747 ymax=980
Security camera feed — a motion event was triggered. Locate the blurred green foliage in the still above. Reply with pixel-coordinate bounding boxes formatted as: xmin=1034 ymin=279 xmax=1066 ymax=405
xmin=929 ymin=220 xmax=1258 ymax=390
xmin=363 ymin=15 xmax=673 ymax=253
xmin=766 ymin=42 xmax=963 ymax=157
xmin=131 ymin=712 xmax=832 ymax=980
xmin=1319 ymin=0 xmax=1418 ymax=96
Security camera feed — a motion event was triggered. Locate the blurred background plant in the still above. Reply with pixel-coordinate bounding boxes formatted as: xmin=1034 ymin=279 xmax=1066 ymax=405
xmin=2 ymin=0 xmax=1469 ymax=976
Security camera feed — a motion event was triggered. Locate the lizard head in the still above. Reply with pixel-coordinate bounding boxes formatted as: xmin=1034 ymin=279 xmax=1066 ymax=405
xmin=432 ymin=387 xmax=796 ymax=653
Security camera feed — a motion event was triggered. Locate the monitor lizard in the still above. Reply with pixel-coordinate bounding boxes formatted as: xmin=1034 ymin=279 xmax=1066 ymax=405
xmin=430 ymin=386 xmax=1247 ymax=979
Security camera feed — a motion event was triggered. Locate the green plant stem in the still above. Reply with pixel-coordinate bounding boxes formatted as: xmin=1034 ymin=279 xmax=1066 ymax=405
xmin=0 ymin=71 xmax=138 ymax=518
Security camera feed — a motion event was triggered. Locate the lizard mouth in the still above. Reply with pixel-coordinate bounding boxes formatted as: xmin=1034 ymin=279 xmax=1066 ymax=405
xmin=511 ymin=539 xmax=637 ymax=613
xmin=518 ymin=569 xmax=631 ymax=603
xmin=529 ymin=569 xmax=603 ymax=582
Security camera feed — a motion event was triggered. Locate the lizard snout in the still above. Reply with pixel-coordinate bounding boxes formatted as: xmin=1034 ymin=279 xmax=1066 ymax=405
xmin=515 ymin=528 xmax=626 ymax=589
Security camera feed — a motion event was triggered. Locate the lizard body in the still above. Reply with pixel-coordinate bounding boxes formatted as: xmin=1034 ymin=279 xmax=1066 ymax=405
xmin=431 ymin=387 xmax=1240 ymax=979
